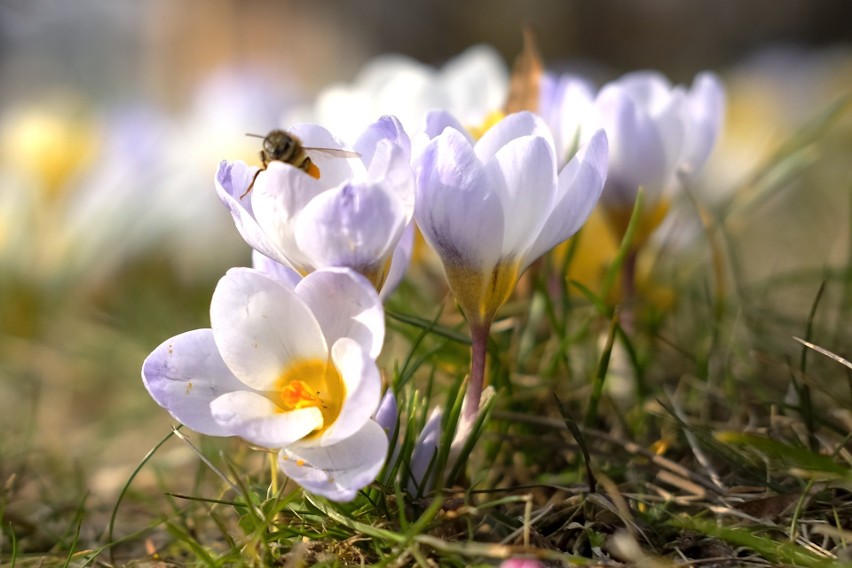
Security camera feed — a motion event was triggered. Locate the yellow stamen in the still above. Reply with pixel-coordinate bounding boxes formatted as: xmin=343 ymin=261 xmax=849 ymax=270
xmin=274 ymin=358 xmax=345 ymax=436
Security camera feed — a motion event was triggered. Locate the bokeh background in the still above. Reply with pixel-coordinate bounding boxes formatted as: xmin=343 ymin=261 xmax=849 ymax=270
xmin=1 ymin=0 xmax=851 ymax=539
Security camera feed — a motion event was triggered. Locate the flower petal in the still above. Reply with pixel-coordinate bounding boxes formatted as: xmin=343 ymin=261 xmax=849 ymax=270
xmin=523 ymin=129 xmax=608 ymax=269
xmin=216 ymin=160 xmax=287 ymax=266
xmin=249 ymin=161 xmax=320 ymax=272
xmin=374 ymin=390 xmax=398 ymax=436
xmin=279 ymin=419 xmax=388 ymax=502
xmin=211 ymin=267 xmax=327 ymax=390
xmin=295 ymin=269 xmax=385 ymax=360
xmin=681 ymin=72 xmax=725 ymax=176
xmin=142 ymin=329 xmax=247 ymax=437
xmin=363 ymin=139 xmax=415 ymax=223
xmin=210 ymin=390 xmax=323 ymax=448
xmin=474 ymin=111 xmax=553 ymax=163
xmin=596 ymin=86 xmax=667 ymax=205
xmin=251 ymin=250 xmax=302 ymax=289
xmin=294 ymin=180 xmax=406 ymax=275
xmin=353 ymin=115 xmax=411 ymax=168
xmin=380 ymin=223 xmax=414 ymax=300
xmin=415 ymin=128 xmax=503 ymax=270
xmin=485 ymin=134 xmax=556 ymax=257
xmin=408 ymin=408 xmax=442 ymax=494
xmin=316 ymin=337 xmax=382 ymax=446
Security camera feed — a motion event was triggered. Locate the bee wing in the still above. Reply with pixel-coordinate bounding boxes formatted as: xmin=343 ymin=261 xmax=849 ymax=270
xmin=303 ymin=147 xmax=361 ymax=159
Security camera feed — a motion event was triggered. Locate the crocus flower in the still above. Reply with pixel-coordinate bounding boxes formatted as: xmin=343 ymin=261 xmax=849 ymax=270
xmin=142 ymin=267 xmax=387 ymax=501
xmin=216 ymin=116 xmax=415 ymax=297
xmin=407 ymin=386 xmax=493 ymax=495
xmin=591 ymin=71 xmax=725 ymax=243
xmin=286 ymin=44 xmax=508 ymax=144
xmin=414 ymin=111 xmax=608 ymax=418
xmin=538 ymin=72 xmax=596 ymax=166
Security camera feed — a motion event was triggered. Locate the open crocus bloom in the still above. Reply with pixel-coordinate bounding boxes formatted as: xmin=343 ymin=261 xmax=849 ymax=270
xmin=591 ymin=71 xmax=725 ymax=241
xmin=215 ymin=116 xmax=415 ymax=297
xmin=414 ymin=111 xmax=608 ymax=328
xmin=142 ymin=267 xmax=387 ymax=501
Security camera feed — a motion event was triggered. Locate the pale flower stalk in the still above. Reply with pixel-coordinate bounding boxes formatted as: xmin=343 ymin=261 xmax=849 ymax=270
xmin=142 ymin=267 xmax=388 ymax=501
xmin=414 ymin=111 xmax=608 ymax=420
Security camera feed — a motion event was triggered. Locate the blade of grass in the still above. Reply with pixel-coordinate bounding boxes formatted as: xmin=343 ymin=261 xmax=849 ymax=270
xmin=715 ymin=431 xmax=851 ymax=480
xmin=670 ymin=515 xmax=837 ymax=568
xmin=387 ymin=308 xmax=471 ymax=345
xmin=584 ymin=311 xmax=619 ymax=428
xmin=600 ymin=187 xmax=644 ymax=301
xmin=799 ymin=279 xmax=826 ymax=431
xmin=107 ymin=426 xmax=178 ymax=562
xmin=62 ymin=492 xmax=87 ymax=568
xmin=8 ymin=521 xmax=16 ymax=568
xmin=554 ymin=394 xmax=596 ymax=493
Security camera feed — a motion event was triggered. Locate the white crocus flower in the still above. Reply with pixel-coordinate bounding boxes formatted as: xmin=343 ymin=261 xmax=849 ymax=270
xmin=287 ymin=44 xmax=508 ymax=142
xmin=591 ymin=71 xmax=725 ymax=242
xmin=142 ymin=267 xmax=387 ymax=502
xmin=216 ymin=116 xmax=415 ymax=297
xmin=414 ymin=111 xmax=608 ymax=419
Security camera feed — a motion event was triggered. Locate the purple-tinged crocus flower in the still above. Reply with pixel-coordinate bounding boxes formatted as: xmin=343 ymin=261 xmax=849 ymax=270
xmin=142 ymin=267 xmax=387 ymax=501
xmin=216 ymin=116 xmax=415 ymax=298
xmin=414 ymin=111 xmax=608 ymax=420
xmin=592 ymin=71 xmax=725 ymax=242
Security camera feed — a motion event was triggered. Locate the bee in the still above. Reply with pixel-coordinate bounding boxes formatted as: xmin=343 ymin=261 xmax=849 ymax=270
xmin=240 ymin=130 xmax=360 ymax=198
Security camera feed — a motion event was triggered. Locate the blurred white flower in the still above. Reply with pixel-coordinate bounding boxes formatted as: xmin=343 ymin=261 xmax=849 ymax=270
xmin=591 ymin=71 xmax=725 ymax=241
xmin=287 ymin=45 xmax=508 ymax=143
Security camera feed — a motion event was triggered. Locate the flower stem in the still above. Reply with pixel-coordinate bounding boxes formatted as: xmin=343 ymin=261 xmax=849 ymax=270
xmin=464 ymin=322 xmax=490 ymax=422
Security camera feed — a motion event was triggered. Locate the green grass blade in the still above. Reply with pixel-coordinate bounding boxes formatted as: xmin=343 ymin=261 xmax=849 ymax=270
xmin=671 ymin=515 xmax=840 ymax=568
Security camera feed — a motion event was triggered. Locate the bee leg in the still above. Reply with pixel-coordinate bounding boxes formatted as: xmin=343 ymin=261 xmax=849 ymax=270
xmin=240 ymin=168 xmax=263 ymax=199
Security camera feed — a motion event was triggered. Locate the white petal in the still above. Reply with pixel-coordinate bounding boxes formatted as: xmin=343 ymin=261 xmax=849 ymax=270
xmin=215 ymin=161 xmax=286 ymax=265
xmin=364 ymin=139 xmax=415 ymax=223
xmin=374 ymin=390 xmax=398 ymax=436
xmin=353 ymin=115 xmax=411 ymax=167
xmin=210 ymin=391 xmax=323 ymax=448
xmin=596 ymin=87 xmax=667 ymax=205
xmin=211 ymin=267 xmax=327 ymax=390
xmin=294 ymin=180 xmax=406 ymax=273
xmin=317 ymin=338 xmax=382 ymax=447
xmin=408 ymin=408 xmax=442 ymax=494
xmin=616 ymin=71 xmax=674 ymax=110
xmin=279 ymin=420 xmax=388 ymax=502
xmin=295 ymin=269 xmax=385 ymax=360
xmin=474 ymin=111 xmax=553 ymax=163
xmin=251 ymin=250 xmax=302 ymax=289
xmin=142 ymin=329 xmax=248 ymax=437
xmin=681 ymin=72 xmax=725 ymax=176
xmin=380 ymin=222 xmax=414 ymax=300
xmin=440 ymin=44 xmax=509 ymax=125
xmin=523 ymin=130 xmax=608 ymax=270
xmin=414 ymin=128 xmax=504 ymax=270
xmin=485 ymin=135 xmax=557 ymax=257
xmin=249 ymin=161 xmax=319 ymax=272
